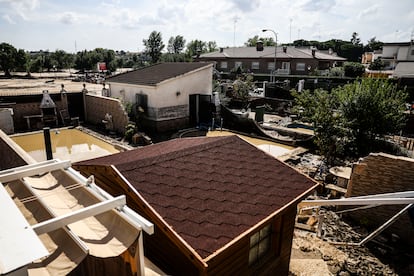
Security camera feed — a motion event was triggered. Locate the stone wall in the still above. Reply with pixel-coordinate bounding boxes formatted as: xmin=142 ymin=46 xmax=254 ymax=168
xmin=346 ymin=153 xmax=414 ymax=244
xmin=85 ymin=94 xmax=129 ymax=135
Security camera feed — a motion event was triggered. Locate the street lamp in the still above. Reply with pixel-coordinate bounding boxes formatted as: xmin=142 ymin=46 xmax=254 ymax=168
xmin=262 ymin=29 xmax=277 ymax=83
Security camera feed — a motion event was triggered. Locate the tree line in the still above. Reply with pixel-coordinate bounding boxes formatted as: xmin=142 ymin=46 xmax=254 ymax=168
xmin=0 ymin=31 xmax=218 ymax=77
xmin=1 ymin=31 xmax=383 ymax=77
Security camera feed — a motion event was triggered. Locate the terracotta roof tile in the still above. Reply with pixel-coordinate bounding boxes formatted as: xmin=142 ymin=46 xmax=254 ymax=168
xmin=77 ymin=135 xmax=317 ymax=259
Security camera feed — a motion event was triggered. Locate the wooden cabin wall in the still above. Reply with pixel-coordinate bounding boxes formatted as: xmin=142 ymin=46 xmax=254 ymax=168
xmin=205 ymin=205 xmax=297 ymax=276
xmin=74 ymin=165 xmax=203 ymax=275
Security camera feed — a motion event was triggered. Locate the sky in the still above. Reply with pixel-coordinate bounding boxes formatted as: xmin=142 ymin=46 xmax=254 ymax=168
xmin=0 ymin=0 xmax=413 ymax=53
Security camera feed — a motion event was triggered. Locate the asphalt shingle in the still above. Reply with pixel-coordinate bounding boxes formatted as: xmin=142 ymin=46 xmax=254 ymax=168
xmin=77 ymin=135 xmax=317 ymax=259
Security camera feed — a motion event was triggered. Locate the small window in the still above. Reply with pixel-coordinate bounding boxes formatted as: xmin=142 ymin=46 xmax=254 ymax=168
xmin=251 ymin=61 xmax=260 ymax=70
xmin=296 ymin=63 xmax=305 ymax=71
xmin=249 ymin=224 xmax=272 ymax=265
xmin=220 ymin=61 xmax=228 ymax=69
xmin=411 ymin=49 xmax=414 ymax=56
xmin=267 ymin=62 xmax=275 ymax=70
xmin=235 ymin=61 xmax=243 ymax=69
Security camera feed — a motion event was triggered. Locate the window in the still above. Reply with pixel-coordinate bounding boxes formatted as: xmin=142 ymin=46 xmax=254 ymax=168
xmin=251 ymin=61 xmax=260 ymax=70
xmin=249 ymin=224 xmax=272 ymax=265
xmin=411 ymin=49 xmax=414 ymax=56
xmin=282 ymin=62 xmax=290 ymax=70
xmin=267 ymin=62 xmax=275 ymax=70
xmin=235 ymin=61 xmax=243 ymax=69
xmin=220 ymin=61 xmax=228 ymax=69
xmin=296 ymin=63 xmax=306 ymax=71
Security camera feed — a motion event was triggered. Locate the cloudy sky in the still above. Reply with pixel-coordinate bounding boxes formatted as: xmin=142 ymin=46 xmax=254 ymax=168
xmin=1 ymin=0 xmax=413 ymax=53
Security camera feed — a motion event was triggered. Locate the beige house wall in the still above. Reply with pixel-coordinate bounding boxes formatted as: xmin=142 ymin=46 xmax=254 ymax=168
xmin=85 ymin=94 xmax=129 ymax=135
xmin=346 ymin=153 xmax=414 ymax=244
xmin=107 ymin=65 xmax=213 ymax=132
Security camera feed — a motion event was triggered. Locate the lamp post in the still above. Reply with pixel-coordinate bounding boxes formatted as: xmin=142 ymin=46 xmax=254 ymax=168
xmin=262 ymin=29 xmax=277 ymax=83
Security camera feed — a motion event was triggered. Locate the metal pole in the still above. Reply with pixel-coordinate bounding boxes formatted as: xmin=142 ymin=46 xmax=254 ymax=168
xmin=43 ymin=127 xmax=53 ymax=160
xmin=262 ymin=29 xmax=277 ymax=83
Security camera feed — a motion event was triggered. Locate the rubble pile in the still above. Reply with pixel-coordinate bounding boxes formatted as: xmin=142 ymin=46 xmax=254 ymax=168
xmin=292 ymin=209 xmax=398 ymax=275
xmin=319 ymin=210 xmax=397 ymax=275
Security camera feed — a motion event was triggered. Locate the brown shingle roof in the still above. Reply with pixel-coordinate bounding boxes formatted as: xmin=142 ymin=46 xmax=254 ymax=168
xmin=77 ymin=135 xmax=317 ymax=259
xmin=106 ymin=62 xmax=212 ymax=86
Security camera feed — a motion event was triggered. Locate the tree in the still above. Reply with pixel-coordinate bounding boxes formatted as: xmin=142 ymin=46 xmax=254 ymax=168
xmin=0 ymin=42 xmax=19 ymax=77
xmin=351 ymin=32 xmax=361 ymax=46
xmin=143 ymin=31 xmax=165 ymax=64
xmin=186 ymin=39 xmax=207 ymax=58
xmin=52 ymin=50 xmax=74 ymax=70
xmin=167 ymin=35 xmax=186 ymax=54
xmin=245 ymin=35 xmax=275 ymax=47
xmin=231 ymin=73 xmax=254 ymax=103
xmin=292 ymin=89 xmax=346 ymax=163
xmin=343 ymin=62 xmax=365 ymax=77
xmin=364 ymin=37 xmax=383 ymax=52
xmin=207 ymin=41 xmax=218 ymax=52
xmin=368 ymin=58 xmax=385 ymax=70
xmin=293 ymin=79 xmax=407 ymax=162
xmin=74 ymin=48 xmax=117 ymax=71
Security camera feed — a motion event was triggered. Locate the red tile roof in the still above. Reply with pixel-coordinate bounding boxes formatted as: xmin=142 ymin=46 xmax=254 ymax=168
xmin=77 ymin=135 xmax=317 ymax=259
xmin=106 ymin=62 xmax=212 ymax=86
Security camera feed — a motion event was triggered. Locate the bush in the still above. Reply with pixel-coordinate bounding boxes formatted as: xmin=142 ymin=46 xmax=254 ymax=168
xmin=343 ymin=62 xmax=365 ymax=78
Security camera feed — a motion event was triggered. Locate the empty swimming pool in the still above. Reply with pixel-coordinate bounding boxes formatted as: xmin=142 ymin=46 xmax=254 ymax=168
xmin=11 ymin=128 xmax=119 ymax=162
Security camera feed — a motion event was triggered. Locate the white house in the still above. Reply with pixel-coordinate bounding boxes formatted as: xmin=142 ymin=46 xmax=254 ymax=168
xmin=106 ymin=62 xmax=213 ymax=132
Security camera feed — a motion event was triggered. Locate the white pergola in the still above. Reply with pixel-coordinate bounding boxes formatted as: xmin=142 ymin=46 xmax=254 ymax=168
xmin=0 ymin=159 xmax=154 ymax=276
xmin=300 ymin=191 xmax=414 ymax=246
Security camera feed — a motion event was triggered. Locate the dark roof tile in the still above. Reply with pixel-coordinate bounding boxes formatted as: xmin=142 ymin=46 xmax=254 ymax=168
xmin=77 ymin=135 xmax=317 ymax=259
xmin=106 ymin=62 xmax=212 ymax=86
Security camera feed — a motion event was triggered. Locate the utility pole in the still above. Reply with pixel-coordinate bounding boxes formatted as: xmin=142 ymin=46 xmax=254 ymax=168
xmin=262 ymin=29 xmax=277 ymax=83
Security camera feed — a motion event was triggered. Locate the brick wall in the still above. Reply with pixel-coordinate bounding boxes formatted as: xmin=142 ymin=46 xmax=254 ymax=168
xmin=85 ymin=94 xmax=129 ymax=135
xmin=346 ymin=153 xmax=414 ymax=244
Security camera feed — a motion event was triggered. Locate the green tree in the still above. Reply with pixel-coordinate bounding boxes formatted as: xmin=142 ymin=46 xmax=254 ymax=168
xmin=167 ymin=35 xmax=186 ymax=54
xmin=0 ymin=42 xmax=19 ymax=77
xmin=292 ymin=88 xmax=346 ymax=163
xmin=186 ymin=39 xmax=207 ymax=59
xmin=351 ymin=32 xmax=361 ymax=45
xmin=52 ymin=50 xmax=74 ymax=70
xmin=245 ymin=35 xmax=275 ymax=47
xmin=143 ymin=31 xmax=165 ymax=64
xmin=343 ymin=62 xmax=365 ymax=77
xmin=368 ymin=58 xmax=385 ymax=70
xmin=231 ymin=74 xmax=254 ymax=103
xmin=207 ymin=41 xmax=218 ymax=52
xmin=364 ymin=37 xmax=383 ymax=52
xmin=292 ymin=79 xmax=407 ymax=161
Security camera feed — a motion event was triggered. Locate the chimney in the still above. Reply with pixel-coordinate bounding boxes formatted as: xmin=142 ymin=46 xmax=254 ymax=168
xmin=328 ymin=48 xmax=333 ymax=55
xmin=256 ymin=41 xmax=264 ymax=51
xmin=283 ymin=46 xmax=287 ymax=53
xmin=219 ymin=47 xmax=224 ymax=53
xmin=311 ymin=48 xmax=316 ymax=57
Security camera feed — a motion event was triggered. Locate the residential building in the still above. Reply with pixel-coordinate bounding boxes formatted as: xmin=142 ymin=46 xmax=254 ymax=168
xmin=105 ymin=62 xmax=214 ymax=132
xmin=369 ymin=41 xmax=414 ymax=77
xmin=74 ymin=135 xmax=319 ymax=275
xmin=197 ymin=46 xmax=346 ymax=77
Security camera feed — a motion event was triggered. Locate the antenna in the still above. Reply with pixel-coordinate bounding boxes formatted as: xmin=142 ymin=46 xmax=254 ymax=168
xmin=233 ymin=15 xmax=240 ymax=48
xmin=75 ymin=40 xmax=77 ymax=54
xmin=289 ymin=18 xmax=293 ymax=44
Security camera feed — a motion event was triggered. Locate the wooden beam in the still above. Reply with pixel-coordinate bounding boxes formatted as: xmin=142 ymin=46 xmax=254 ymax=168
xmin=300 ymin=197 xmax=414 ymax=207
xmin=32 ymin=195 xmax=126 ymax=235
xmin=0 ymin=159 xmax=71 ymax=183
xmin=66 ymin=167 xmax=154 ymax=235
